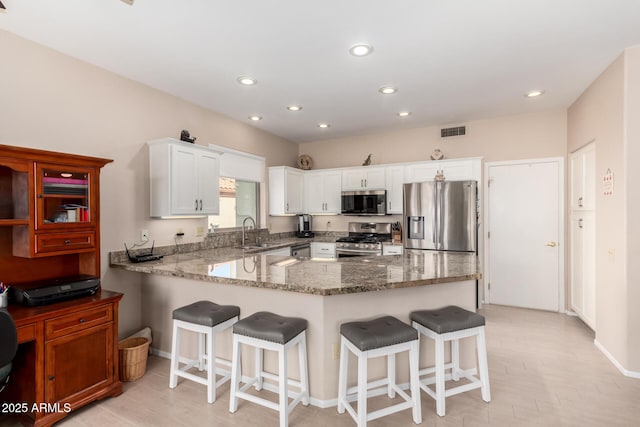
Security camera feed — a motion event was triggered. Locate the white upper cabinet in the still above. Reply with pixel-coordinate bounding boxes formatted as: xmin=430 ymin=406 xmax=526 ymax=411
xmin=570 ymin=143 xmax=596 ymax=211
xmin=304 ymin=170 xmax=342 ymax=214
xmin=342 ymin=166 xmax=386 ymax=190
xmin=269 ymin=157 xmax=481 ymax=217
xmin=148 ymin=138 xmax=220 ymax=217
xmin=269 ymin=166 xmax=304 ymax=215
xmin=385 ymin=165 xmax=405 ymax=214
xmin=404 ymin=158 xmax=480 ymax=183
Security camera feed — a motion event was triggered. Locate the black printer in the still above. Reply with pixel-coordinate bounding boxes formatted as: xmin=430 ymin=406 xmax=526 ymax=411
xmin=10 ymin=275 xmax=100 ymax=307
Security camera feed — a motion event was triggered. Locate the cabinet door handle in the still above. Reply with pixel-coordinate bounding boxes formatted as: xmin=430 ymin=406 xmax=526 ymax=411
xmin=195 ymin=200 xmax=199 ymax=211
xmin=48 ymin=375 xmax=55 ymax=381
xmin=389 ymin=201 xmax=391 ymax=210
xmin=578 ymin=218 xmax=583 ymax=229
xmin=64 ymin=240 xmax=71 ymax=245
xmin=365 ymin=179 xmax=367 ymax=187
xmin=286 ymin=203 xmax=289 ymax=212
xmin=361 ymin=179 xmax=364 ymax=187
xmin=199 ymin=199 xmax=203 ymax=211
xmin=79 ymin=318 xmax=86 ymax=323
xmin=545 ymin=242 xmax=557 ymax=247
xmin=578 ymin=197 xmax=583 ymax=208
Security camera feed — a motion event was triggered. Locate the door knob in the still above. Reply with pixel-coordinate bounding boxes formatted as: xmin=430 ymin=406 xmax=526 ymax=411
xmin=545 ymin=242 xmax=557 ymax=247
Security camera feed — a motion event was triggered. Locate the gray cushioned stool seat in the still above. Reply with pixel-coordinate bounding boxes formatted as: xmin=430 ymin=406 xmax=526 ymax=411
xmin=340 ymin=316 xmax=418 ymax=352
xmin=233 ymin=311 xmax=307 ymax=344
xmin=172 ymin=300 xmax=240 ymax=327
xmin=410 ymin=305 xmax=485 ymax=334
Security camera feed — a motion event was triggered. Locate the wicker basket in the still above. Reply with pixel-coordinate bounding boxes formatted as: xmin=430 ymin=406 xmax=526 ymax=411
xmin=118 ymin=337 xmax=150 ymax=382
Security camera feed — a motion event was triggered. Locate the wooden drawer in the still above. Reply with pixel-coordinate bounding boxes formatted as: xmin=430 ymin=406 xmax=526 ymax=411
xmin=17 ymin=322 xmax=37 ymax=343
xmin=35 ymin=230 xmax=95 ymax=254
xmin=45 ymin=304 xmax=113 ymax=340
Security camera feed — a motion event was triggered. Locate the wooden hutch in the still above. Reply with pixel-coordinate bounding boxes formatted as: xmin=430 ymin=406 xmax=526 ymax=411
xmin=0 ymin=144 xmax=122 ymax=426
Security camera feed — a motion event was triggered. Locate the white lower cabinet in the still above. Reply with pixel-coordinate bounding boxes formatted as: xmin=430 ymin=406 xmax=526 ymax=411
xmin=570 ymin=211 xmax=595 ymax=329
xmin=382 ymin=244 xmax=403 ymax=255
xmin=311 ymin=242 xmax=336 ymax=259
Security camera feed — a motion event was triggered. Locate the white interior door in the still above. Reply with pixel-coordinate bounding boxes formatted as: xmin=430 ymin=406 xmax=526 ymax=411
xmin=485 ymin=159 xmax=563 ymax=311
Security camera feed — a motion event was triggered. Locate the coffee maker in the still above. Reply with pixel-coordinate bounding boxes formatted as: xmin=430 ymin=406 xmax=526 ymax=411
xmin=297 ymin=214 xmax=314 ymax=238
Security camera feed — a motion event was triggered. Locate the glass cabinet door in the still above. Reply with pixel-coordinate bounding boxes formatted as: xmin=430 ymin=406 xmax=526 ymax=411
xmin=36 ymin=164 xmax=95 ymax=228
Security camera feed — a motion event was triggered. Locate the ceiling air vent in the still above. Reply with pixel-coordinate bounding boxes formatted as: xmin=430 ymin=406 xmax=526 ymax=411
xmin=440 ymin=126 xmax=466 ymax=138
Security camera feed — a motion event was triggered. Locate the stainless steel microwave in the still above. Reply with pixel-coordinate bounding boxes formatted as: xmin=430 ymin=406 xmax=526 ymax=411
xmin=341 ymin=190 xmax=387 ymax=215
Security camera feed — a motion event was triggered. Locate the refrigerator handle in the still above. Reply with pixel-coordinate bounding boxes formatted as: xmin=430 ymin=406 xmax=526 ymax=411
xmin=434 ymin=182 xmax=440 ymax=249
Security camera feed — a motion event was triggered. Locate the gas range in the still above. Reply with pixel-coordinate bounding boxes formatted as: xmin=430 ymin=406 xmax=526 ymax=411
xmin=335 ymin=222 xmax=392 ymax=257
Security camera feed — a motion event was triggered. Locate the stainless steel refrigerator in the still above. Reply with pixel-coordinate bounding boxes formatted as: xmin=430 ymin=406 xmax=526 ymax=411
xmin=403 ymin=181 xmax=478 ymax=252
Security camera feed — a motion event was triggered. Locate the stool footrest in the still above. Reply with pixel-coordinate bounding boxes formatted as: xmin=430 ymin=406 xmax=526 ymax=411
xmin=174 ymin=365 xmax=232 ymax=387
xmin=341 ymin=397 xmax=416 ymax=423
xmin=259 ymin=370 xmax=303 ymax=389
xmin=234 ymin=390 xmax=280 ymax=411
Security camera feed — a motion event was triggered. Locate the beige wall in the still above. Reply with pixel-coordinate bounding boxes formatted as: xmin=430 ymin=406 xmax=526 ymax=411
xmin=625 ymin=46 xmax=640 ymax=372
xmin=567 ymin=49 xmax=638 ymax=371
xmin=299 ymin=109 xmax=567 ymax=169
xmin=0 ymin=30 xmax=299 ymax=336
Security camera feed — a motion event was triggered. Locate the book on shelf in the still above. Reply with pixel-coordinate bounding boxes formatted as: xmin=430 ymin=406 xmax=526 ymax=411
xmin=43 ymin=177 xmax=88 ymax=185
xmin=60 ymin=204 xmax=89 ymax=222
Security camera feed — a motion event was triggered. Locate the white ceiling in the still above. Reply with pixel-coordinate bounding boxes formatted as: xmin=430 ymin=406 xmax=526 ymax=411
xmin=2 ymin=0 xmax=640 ymax=143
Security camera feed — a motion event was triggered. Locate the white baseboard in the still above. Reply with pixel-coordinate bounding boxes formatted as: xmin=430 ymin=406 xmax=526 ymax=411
xmin=594 ymin=340 xmax=640 ymax=379
xmin=151 ymin=347 xmax=477 ymax=408
xmin=565 ymin=310 xmax=578 ymax=317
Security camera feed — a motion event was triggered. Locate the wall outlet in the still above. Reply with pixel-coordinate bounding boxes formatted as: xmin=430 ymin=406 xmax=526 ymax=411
xmin=195 ymin=226 xmax=205 ymax=237
xmin=141 ymin=229 xmax=149 ymax=242
xmin=176 ymin=227 xmax=184 ymax=237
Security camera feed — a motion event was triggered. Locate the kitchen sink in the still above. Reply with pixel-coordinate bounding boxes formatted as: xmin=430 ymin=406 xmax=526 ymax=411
xmin=241 ymin=242 xmax=281 ymax=250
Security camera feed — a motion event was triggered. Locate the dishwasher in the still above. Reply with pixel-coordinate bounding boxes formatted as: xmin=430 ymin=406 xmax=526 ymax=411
xmin=290 ymin=243 xmax=311 ymax=257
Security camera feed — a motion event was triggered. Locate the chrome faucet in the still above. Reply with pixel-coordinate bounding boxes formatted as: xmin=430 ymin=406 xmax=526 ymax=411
xmin=242 ymin=216 xmax=256 ymax=246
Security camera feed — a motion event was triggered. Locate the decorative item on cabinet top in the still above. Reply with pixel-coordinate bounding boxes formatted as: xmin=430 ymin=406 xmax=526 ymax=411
xmin=431 ymin=148 xmax=444 ymax=160
xmin=297 ymin=154 xmax=313 ymax=170
xmin=180 ymin=129 xmax=196 ymax=143
xmin=362 ymin=154 xmax=372 ymax=166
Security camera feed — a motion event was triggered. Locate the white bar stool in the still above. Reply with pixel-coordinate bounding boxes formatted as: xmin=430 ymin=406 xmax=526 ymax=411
xmin=337 ymin=316 xmax=422 ymax=427
xmin=410 ymin=305 xmax=491 ymax=416
xmin=229 ymin=311 xmax=309 ymax=427
xmin=169 ymin=300 xmax=240 ymax=403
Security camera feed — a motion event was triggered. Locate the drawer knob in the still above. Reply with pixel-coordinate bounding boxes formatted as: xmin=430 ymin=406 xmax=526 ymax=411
xmin=64 ymin=239 xmax=71 ymax=245
xmin=79 ymin=318 xmax=85 ymax=323
xmin=48 ymin=375 xmax=55 ymax=381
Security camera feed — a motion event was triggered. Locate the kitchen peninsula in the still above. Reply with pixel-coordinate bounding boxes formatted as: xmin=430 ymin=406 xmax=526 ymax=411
xmin=110 ymin=244 xmax=481 ymax=405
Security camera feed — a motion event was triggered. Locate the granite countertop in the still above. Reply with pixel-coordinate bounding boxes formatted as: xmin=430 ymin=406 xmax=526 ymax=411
xmin=110 ymin=236 xmax=481 ymax=296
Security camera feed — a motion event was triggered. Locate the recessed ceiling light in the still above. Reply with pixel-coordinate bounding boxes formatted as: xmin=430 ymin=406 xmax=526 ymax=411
xmin=397 ymin=111 xmax=412 ymax=117
xmin=525 ymin=90 xmax=545 ymax=97
xmin=318 ymin=123 xmax=331 ymax=129
xmin=349 ymin=44 xmax=374 ymax=57
xmin=237 ymin=76 xmax=257 ymax=86
xmin=378 ymin=86 xmax=397 ymax=95
xmin=248 ymin=115 xmax=262 ymax=121
xmin=286 ymin=105 xmax=303 ymax=111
